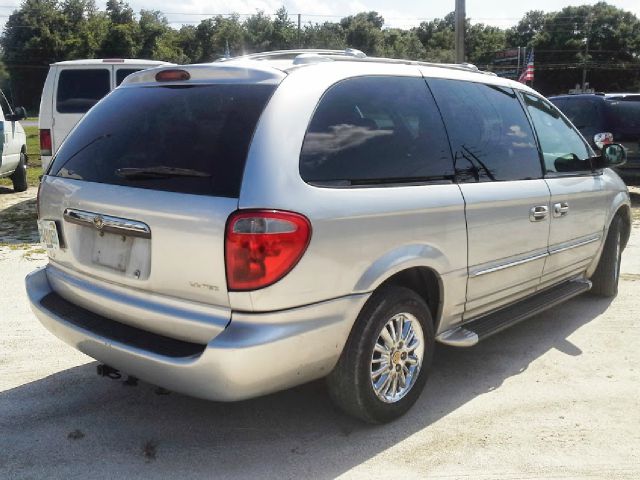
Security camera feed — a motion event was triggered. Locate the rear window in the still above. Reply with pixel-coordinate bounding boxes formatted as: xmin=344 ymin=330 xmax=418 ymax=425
xmin=605 ymin=98 xmax=640 ymax=137
xmin=57 ymin=69 xmax=111 ymax=114
xmin=49 ymin=84 xmax=275 ymax=197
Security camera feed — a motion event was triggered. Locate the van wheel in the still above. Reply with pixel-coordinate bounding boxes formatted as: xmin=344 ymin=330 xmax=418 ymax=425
xmin=327 ymin=286 xmax=434 ymax=423
xmin=590 ymin=216 xmax=623 ymax=297
xmin=11 ymin=153 xmax=28 ymax=192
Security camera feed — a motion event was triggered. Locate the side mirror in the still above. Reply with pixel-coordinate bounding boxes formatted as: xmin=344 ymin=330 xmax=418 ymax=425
xmin=6 ymin=106 xmax=27 ymax=122
xmin=596 ymin=143 xmax=627 ymax=168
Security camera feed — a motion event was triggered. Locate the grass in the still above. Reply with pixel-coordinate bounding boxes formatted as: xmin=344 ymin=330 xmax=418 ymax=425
xmin=0 ymin=125 xmax=41 ymax=189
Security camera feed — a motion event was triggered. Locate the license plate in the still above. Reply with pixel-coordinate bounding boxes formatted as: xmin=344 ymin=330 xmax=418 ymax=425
xmin=92 ymin=231 xmax=133 ymax=272
xmin=38 ymin=220 xmax=60 ymax=252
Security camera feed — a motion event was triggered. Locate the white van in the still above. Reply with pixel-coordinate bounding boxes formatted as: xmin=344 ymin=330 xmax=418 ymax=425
xmin=38 ymin=59 xmax=171 ymax=171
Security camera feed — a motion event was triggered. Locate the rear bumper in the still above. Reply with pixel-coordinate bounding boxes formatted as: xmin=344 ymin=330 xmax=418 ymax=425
xmin=26 ymin=267 xmax=369 ymax=401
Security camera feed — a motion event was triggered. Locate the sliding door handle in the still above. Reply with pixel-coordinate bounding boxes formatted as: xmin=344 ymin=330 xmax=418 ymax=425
xmin=529 ymin=205 xmax=549 ymax=222
xmin=553 ymin=202 xmax=570 ymax=217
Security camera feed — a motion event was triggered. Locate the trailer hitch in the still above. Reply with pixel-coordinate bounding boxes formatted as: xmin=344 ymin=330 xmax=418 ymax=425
xmin=96 ymin=364 xmax=121 ymax=379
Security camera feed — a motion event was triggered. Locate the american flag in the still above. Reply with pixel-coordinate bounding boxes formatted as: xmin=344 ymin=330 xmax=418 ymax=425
xmin=518 ymin=50 xmax=534 ymax=83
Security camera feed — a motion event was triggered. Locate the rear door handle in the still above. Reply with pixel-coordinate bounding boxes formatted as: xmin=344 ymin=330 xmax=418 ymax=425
xmin=529 ymin=205 xmax=549 ymax=222
xmin=553 ymin=202 xmax=569 ymax=217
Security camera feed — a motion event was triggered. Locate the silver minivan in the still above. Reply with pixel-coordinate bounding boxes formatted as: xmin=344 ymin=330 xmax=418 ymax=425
xmin=27 ymin=50 xmax=631 ymax=423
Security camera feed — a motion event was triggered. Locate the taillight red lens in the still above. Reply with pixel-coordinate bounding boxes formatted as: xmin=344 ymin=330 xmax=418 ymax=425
xmin=40 ymin=129 xmax=52 ymax=156
xmin=225 ymin=210 xmax=311 ymax=291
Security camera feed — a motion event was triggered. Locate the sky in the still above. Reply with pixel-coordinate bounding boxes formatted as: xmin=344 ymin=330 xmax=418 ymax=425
xmin=1 ymin=0 xmax=640 ymax=30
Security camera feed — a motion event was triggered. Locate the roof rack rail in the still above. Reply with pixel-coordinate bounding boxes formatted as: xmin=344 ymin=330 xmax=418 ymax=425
xmin=219 ymin=48 xmax=488 ymax=75
xmin=218 ymin=49 xmax=367 ymax=63
xmin=304 ymin=55 xmax=482 ymax=73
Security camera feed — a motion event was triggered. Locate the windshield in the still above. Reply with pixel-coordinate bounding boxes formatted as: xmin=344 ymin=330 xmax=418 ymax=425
xmin=49 ymin=84 xmax=276 ymax=197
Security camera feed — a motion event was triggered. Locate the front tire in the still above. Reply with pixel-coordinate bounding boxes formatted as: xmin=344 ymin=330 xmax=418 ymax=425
xmin=327 ymin=286 xmax=435 ymax=423
xmin=10 ymin=152 xmax=28 ymax=192
xmin=590 ymin=216 xmax=623 ymax=297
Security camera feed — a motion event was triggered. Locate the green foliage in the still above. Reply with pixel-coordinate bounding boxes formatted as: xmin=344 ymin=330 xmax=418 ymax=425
xmin=340 ymin=12 xmax=385 ymax=55
xmin=506 ymin=2 xmax=640 ymax=94
xmin=1 ymin=1 xmax=639 ymax=108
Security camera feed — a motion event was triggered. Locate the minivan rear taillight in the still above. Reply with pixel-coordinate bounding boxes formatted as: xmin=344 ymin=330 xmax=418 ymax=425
xmin=225 ymin=210 xmax=311 ymax=291
xmin=40 ymin=129 xmax=52 ymax=156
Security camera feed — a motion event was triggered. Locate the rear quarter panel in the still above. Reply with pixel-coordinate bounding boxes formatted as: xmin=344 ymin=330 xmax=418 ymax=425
xmin=237 ymin=63 xmax=468 ymax=332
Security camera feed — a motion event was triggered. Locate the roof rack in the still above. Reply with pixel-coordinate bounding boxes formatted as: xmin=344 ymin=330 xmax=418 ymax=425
xmin=218 ymin=48 xmax=485 ymax=75
xmin=217 ymin=48 xmax=367 ymax=63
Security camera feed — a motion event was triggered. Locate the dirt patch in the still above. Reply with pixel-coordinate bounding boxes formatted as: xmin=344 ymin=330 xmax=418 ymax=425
xmin=0 ymin=187 xmax=38 ymax=247
xmin=620 ymin=273 xmax=640 ymax=282
xmin=629 ymin=186 xmax=640 ymax=224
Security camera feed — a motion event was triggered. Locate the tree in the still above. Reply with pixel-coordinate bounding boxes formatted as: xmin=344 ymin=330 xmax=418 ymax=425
xmin=302 ymin=22 xmax=346 ymax=50
xmin=507 ymin=3 xmax=640 ymax=94
xmin=415 ymin=14 xmax=456 ymax=62
xmin=1 ymin=0 xmax=66 ymax=110
xmin=382 ymin=29 xmax=426 ymax=60
xmin=98 ymin=0 xmax=139 ymax=57
xmin=272 ymin=7 xmax=296 ymax=49
xmin=340 ymin=12 xmax=385 ymax=55
xmin=245 ymin=11 xmax=274 ymax=52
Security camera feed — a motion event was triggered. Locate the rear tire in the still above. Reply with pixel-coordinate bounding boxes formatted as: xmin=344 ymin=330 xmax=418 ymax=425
xmin=327 ymin=286 xmax=435 ymax=423
xmin=590 ymin=216 xmax=623 ymax=297
xmin=10 ymin=152 xmax=28 ymax=192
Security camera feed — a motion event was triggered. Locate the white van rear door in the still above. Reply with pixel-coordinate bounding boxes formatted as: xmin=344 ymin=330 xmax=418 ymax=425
xmin=52 ymin=65 xmax=111 ymax=157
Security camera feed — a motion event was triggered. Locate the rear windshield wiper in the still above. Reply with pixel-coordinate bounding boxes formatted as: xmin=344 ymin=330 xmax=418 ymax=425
xmin=115 ymin=166 xmax=212 ymax=180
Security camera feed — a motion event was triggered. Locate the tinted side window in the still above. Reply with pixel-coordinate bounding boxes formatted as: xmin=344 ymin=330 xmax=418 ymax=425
xmin=523 ymin=93 xmax=592 ymax=173
xmin=116 ymin=68 xmax=142 ymax=86
xmin=555 ymin=98 xmax=600 ymax=130
xmin=428 ymin=78 xmax=541 ymax=182
xmin=57 ymin=69 xmax=111 ymax=114
xmin=300 ymin=76 xmax=454 ymax=185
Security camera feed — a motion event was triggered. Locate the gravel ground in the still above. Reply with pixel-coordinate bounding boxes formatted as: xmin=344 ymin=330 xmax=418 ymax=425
xmin=1 ymin=188 xmax=639 ymax=479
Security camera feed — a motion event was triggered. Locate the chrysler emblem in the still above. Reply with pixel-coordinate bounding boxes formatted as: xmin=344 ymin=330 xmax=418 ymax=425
xmin=93 ymin=215 xmax=105 ymax=230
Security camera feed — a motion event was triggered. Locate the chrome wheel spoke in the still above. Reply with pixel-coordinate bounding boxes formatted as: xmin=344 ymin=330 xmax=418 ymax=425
xmin=379 ymin=328 xmax=394 ymax=349
xmin=375 ymin=373 xmax=392 ymax=395
xmin=387 ymin=321 xmax=397 ymax=344
xmin=398 ymin=366 xmax=407 ymax=388
xmin=395 ymin=315 xmax=404 ymax=342
xmin=406 ymin=338 xmax=421 ymax=353
xmin=390 ymin=373 xmax=398 ymax=396
xmin=371 ymin=364 xmax=389 ymax=380
xmin=373 ymin=343 xmax=389 ymax=355
xmin=405 ymin=355 xmax=419 ymax=366
xmin=370 ymin=312 xmax=425 ymax=404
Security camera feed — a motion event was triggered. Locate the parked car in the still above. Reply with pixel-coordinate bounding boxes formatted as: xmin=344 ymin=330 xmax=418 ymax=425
xmin=26 ymin=50 xmax=631 ymax=423
xmin=0 ymin=89 xmax=28 ymax=192
xmin=38 ymin=58 xmax=171 ymax=171
xmin=549 ymin=93 xmax=640 ymax=183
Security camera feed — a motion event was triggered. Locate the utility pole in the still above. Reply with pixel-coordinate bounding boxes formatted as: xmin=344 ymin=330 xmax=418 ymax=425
xmin=455 ymin=0 xmax=465 ymax=63
xmin=581 ymin=14 xmax=591 ymax=91
xmin=298 ymin=14 xmax=302 ymax=48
